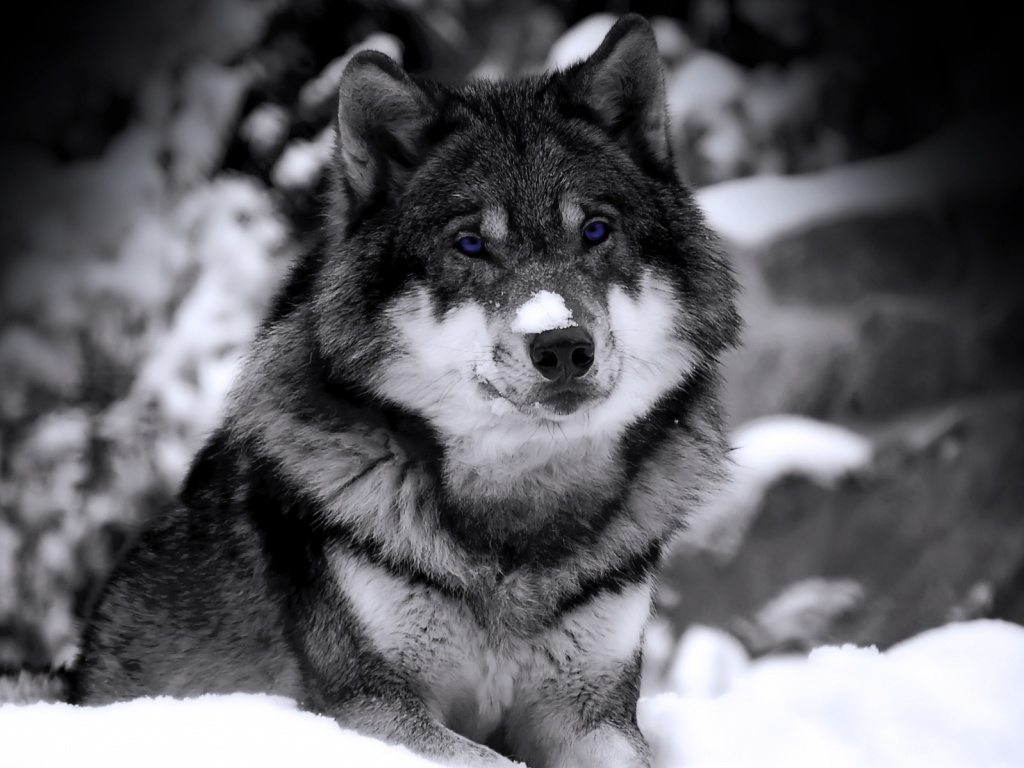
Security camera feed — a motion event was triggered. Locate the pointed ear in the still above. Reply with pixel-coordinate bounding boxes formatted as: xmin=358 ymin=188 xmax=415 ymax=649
xmin=570 ymin=14 xmax=671 ymax=165
xmin=335 ymin=51 xmax=434 ymax=209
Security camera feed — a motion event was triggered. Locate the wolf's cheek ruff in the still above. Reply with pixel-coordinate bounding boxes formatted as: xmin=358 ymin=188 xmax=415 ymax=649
xmin=372 ymin=285 xmax=496 ymax=425
xmin=586 ymin=270 xmax=697 ymax=434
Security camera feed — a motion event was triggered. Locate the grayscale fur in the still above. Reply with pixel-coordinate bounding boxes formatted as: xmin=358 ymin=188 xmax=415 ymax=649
xmin=72 ymin=15 xmax=740 ymax=768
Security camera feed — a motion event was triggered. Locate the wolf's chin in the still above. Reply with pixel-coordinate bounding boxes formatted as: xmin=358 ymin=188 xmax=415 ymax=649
xmin=533 ymin=390 xmax=593 ymax=417
xmin=477 ymin=382 xmax=597 ymax=420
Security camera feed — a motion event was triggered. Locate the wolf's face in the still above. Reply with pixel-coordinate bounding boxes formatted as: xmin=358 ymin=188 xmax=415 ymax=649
xmin=308 ymin=24 xmax=738 ymax=503
xmin=373 ymin=124 xmax=698 ymax=437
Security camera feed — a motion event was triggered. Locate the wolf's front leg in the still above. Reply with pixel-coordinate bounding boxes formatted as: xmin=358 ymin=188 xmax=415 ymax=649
xmin=329 ymin=693 xmax=520 ymax=767
xmin=507 ymin=651 xmax=652 ymax=768
xmin=302 ymin=665 xmax=520 ymax=767
xmin=507 ymin=580 xmax=654 ymax=768
xmin=296 ymin=619 xmax=517 ymax=766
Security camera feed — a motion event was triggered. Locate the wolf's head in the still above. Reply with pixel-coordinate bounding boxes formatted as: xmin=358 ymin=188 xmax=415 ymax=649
xmin=305 ymin=15 xmax=738 ymax=500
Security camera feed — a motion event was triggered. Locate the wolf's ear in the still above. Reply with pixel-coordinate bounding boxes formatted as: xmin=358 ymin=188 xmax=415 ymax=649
xmin=335 ymin=51 xmax=434 ymax=209
xmin=570 ymin=15 xmax=671 ymax=164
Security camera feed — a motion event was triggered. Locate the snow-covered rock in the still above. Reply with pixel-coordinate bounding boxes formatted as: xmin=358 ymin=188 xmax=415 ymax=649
xmin=662 ymin=396 xmax=1024 ymax=654
xmin=697 ymin=112 xmax=1024 ymax=249
xmin=164 ymin=62 xmax=252 ymax=186
xmin=270 ymin=125 xmax=335 ymax=191
xmin=297 ymin=33 xmax=404 ymax=121
xmin=665 ymin=50 xmax=747 ymax=129
xmin=545 ymin=13 xmax=617 ymax=70
xmin=682 ymin=415 xmax=872 ymax=560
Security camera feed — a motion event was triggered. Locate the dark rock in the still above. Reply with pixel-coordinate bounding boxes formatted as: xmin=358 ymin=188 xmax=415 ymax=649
xmin=724 ymin=187 xmax=1024 ymax=424
xmin=758 ymin=211 xmax=957 ymax=307
xmin=659 ymin=395 xmax=1024 ymax=653
xmin=836 ymin=298 xmax=991 ymax=419
xmin=755 ymin=187 xmax=1024 ymax=312
xmin=722 ymin=304 xmax=856 ymax=425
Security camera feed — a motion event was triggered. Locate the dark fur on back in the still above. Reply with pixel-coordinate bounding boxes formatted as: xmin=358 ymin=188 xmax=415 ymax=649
xmin=73 ymin=16 xmax=739 ymax=768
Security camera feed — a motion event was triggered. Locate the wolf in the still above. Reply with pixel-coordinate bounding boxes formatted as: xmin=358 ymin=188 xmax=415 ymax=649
xmin=70 ymin=14 xmax=739 ymax=768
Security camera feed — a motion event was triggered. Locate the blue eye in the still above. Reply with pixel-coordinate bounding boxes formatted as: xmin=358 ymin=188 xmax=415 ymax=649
xmin=456 ymin=234 xmax=485 ymax=256
xmin=583 ymin=220 xmax=609 ymax=244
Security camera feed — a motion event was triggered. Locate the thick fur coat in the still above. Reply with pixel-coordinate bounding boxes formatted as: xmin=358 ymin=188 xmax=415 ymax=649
xmin=72 ymin=15 xmax=740 ymax=768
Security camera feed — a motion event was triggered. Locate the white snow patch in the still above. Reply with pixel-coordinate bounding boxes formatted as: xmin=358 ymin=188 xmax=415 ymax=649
xmin=271 ymin=125 xmax=335 ymax=191
xmin=697 ymin=111 xmax=1024 ymax=248
xmin=239 ymin=102 xmax=290 ymax=157
xmin=663 ymin=624 xmax=750 ymax=699
xmin=682 ymin=415 xmax=873 ymax=560
xmin=0 ymin=693 xmax=445 ymax=768
xmin=165 ymin=61 xmax=251 ymax=185
xmin=665 ymin=50 xmax=746 ymax=127
xmin=641 ymin=619 xmax=1024 ymax=768
xmin=298 ymin=33 xmax=404 ymax=116
xmin=511 ymin=291 xmax=576 ymax=334
xmin=730 ymin=414 xmax=873 ymax=486
xmin=742 ymin=578 xmax=867 ymax=653
xmin=546 ymin=13 xmax=617 ymax=70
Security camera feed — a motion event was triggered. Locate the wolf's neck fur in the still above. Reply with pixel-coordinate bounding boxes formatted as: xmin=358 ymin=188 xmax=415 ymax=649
xmin=222 ymin=304 xmax=724 ymax=618
xmin=443 ymin=427 xmax=624 ymax=502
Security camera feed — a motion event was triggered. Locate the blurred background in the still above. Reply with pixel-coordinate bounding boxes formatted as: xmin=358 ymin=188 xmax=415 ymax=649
xmin=0 ymin=0 xmax=1021 ymax=677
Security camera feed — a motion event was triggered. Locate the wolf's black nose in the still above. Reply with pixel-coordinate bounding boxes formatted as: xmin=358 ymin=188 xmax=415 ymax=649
xmin=530 ymin=327 xmax=595 ymax=381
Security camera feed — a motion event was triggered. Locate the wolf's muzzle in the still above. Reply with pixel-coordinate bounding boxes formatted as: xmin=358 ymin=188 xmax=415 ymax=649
xmin=529 ymin=327 xmax=595 ymax=382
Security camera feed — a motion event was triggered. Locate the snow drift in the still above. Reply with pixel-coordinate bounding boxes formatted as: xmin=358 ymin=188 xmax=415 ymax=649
xmin=2 ymin=619 xmax=1022 ymax=767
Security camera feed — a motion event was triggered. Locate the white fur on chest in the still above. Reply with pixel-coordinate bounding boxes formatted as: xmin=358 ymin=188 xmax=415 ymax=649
xmin=330 ymin=551 xmax=652 ymax=742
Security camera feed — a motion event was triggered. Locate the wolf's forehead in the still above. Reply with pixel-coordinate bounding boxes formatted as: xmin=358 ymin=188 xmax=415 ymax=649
xmin=456 ymin=127 xmax=596 ymax=198
xmin=460 ymin=140 xmax=593 ymax=212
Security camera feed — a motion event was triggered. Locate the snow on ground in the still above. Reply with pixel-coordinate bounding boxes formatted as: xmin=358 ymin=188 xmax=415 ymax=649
xmin=682 ymin=414 xmax=873 ymax=561
xmin=697 ymin=111 xmax=1024 ymax=248
xmin=642 ymin=619 xmax=1024 ymax=768
xmin=3 ymin=620 xmax=1022 ymax=767
xmin=0 ymin=693 xmax=446 ymax=768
